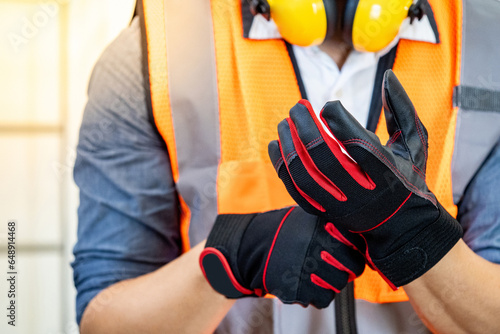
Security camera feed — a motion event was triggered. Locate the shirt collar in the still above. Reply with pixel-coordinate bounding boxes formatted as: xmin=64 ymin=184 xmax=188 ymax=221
xmin=241 ymin=1 xmax=440 ymax=45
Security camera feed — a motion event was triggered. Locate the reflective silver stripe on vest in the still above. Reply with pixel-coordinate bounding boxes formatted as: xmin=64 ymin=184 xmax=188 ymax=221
xmin=164 ymin=0 xmax=220 ymax=245
xmin=451 ymin=0 xmax=500 ymax=204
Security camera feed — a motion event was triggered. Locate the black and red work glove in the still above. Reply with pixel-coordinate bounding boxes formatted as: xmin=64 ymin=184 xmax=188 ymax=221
xmin=200 ymin=206 xmax=365 ymax=308
xmin=268 ymin=70 xmax=463 ymax=289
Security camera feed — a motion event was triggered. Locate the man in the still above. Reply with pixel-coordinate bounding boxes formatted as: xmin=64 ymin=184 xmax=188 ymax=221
xmin=72 ymin=0 xmax=500 ymax=333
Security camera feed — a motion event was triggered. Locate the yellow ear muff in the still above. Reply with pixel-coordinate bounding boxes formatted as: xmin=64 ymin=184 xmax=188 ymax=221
xmin=350 ymin=0 xmax=413 ymax=52
xmin=267 ymin=0 xmax=329 ymax=47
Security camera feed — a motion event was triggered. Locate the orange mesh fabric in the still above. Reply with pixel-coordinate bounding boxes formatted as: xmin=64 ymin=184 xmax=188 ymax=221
xmin=211 ymin=0 xmax=300 ymax=214
xmin=354 ymin=0 xmax=462 ymax=303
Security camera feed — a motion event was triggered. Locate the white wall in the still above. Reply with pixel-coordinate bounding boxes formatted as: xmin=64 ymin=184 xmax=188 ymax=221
xmin=0 ymin=1 xmax=135 ymax=333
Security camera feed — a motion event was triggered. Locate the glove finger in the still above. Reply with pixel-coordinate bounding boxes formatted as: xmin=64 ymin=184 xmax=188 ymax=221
xmin=299 ymin=277 xmax=337 ymax=309
xmin=287 ymin=104 xmax=347 ymax=202
xmin=320 ymin=223 xmax=366 ymax=280
xmin=289 ymin=102 xmax=379 ymax=204
xmin=278 ymin=118 xmax=345 ymax=213
xmin=298 ymin=243 xmax=345 ymax=308
xmin=268 ymin=139 xmax=284 ymax=172
xmin=382 ymin=70 xmax=429 ymax=172
xmin=324 ymin=222 xmax=365 ymax=255
xmin=321 ymin=99 xmax=433 ymax=214
xmin=268 ymin=140 xmax=324 ymax=215
xmin=320 ymin=100 xmax=395 ymax=186
xmin=303 ymin=252 xmax=356 ymax=308
xmin=291 ymin=100 xmax=376 ymax=191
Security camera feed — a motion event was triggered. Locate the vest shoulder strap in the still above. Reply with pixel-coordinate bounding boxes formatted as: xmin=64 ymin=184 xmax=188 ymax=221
xmin=141 ymin=0 xmax=221 ymax=252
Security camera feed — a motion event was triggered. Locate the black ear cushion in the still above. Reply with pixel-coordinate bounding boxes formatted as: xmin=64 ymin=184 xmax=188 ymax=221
xmin=342 ymin=0 xmax=359 ymax=46
xmin=323 ymin=0 xmax=338 ymax=41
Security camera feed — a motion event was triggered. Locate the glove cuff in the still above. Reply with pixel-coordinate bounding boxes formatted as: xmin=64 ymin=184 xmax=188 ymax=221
xmin=200 ymin=213 xmax=257 ymax=298
xmin=371 ymin=203 xmax=463 ymax=287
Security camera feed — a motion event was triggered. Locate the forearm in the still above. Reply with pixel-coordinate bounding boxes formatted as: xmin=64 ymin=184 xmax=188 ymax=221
xmin=405 ymin=239 xmax=500 ymax=334
xmin=80 ymin=242 xmax=235 ymax=334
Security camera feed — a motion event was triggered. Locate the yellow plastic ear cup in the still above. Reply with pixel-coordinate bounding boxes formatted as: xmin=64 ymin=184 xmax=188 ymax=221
xmin=267 ymin=0 xmax=328 ymax=47
xmin=352 ymin=0 xmax=413 ymax=52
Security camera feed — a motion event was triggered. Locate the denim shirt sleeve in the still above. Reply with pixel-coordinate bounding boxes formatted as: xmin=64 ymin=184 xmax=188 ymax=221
xmin=71 ymin=18 xmax=181 ymax=325
xmin=457 ymin=139 xmax=500 ymax=264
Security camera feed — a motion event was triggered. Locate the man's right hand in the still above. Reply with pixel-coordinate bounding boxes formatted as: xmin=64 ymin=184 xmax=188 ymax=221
xmin=268 ymin=70 xmax=463 ymax=289
xmin=200 ymin=207 xmax=365 ymax=308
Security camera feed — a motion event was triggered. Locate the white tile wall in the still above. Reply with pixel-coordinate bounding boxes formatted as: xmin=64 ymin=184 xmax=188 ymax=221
xmin=0 ymin=3 xmax=61 ymax=125
xmin=0 ymin=134 xmax=62 ymax=245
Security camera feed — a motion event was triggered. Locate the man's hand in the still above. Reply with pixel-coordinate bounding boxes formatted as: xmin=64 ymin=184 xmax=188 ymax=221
xmin=200 ymin=206 xmax=365 ymax=308
xmin=268 ymin=70 xmax=462 ymax=289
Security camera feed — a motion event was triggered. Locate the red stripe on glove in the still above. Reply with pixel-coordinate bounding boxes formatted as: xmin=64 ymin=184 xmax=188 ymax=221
xmin=287 ymin=118 xmax=347 ymax=202
xmin=297 ymin=99 xmax=376 ymax=190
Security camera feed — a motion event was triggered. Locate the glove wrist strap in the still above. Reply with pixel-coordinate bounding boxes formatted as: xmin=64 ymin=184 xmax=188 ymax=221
xmin=371 ymin=204 xmax=463 ymax=287
xmin=201 ymin=213 xmax=257 ymax=297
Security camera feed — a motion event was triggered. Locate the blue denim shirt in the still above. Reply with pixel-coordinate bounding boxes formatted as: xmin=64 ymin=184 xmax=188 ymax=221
xmin=72 ymin=18 xmax=500 ymax=325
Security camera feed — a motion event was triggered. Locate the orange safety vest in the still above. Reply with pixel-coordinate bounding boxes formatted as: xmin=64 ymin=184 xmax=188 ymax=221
xmin=141 ymin=0 xmax=461 ymax=304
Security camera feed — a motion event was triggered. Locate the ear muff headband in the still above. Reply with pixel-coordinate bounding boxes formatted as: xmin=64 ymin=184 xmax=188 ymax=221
xmin=348 ymin=0 xmax=413 ymax=52
xmin=267 ymin=0 xmax=336 ymax=47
